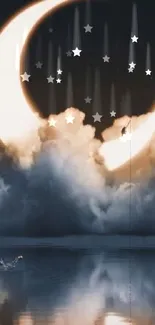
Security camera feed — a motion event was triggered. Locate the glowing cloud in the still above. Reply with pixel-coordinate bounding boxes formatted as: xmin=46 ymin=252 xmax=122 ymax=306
xmin=1 ymin=0 xmax=155 ymax=174
xmin=98 ymin=112 xmax=155 ymax=171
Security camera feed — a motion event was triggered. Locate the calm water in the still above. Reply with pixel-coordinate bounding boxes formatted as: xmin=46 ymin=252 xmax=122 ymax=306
xmin=0 ymin=248 xmax=155 ymax=324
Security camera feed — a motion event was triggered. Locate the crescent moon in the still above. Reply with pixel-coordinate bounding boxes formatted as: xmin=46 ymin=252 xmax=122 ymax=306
xmin=99 ymin=111 xmax=155 ymax=171
xmin=0 ymin=0 xmax=69 ymax=146
xmin=1 ymin=0 xmax=155 ymax=172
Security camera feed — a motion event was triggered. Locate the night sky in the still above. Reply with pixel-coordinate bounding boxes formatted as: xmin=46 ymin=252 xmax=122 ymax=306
xmin=1 ymin=0 xmax=155 ymax=138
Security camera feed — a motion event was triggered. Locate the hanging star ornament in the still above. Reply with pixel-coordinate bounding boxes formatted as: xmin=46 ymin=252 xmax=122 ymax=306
xmin=92 ymin=112 xmax=102 ymax=122
xmin=102 ymin=55 xmax=110 ymax=62
xmin=128 ymin=66 xmax=134 ymax=73
xmin=47 ymin=76 xmax=54 ymax=83
xmin=35 ymin=61 xmax=43 ymax=69
xmin=146 ymin=69 xmax=151 ymax=75
xmin=48 ymin=118 xmax=57 ymax=127
xmin=65 ymin=115 xmax=75 ymax=124
xmin=56 ymin=78 xmax=62 ymax=83
xmin=131 ymin=35 xmax=138 ymax=43
xmin=20 ymin=72 xmax=31 ymax=82
xmin=129 ymin=62 xmax=136 ymax=69
xmin=57 ymin=69 xmax=62 ymax=75
xmin=66 ymin=50 xmax=72 ymax=57
xmin=85 ymin=96 xmax=92 ymax=104
xmin=72 ymin=47 xmax=82 ymax=57
xmin=110 ymin=110 xmax=116 ymax=117
xmin=84 ymin=24 xmax=93 ymax=33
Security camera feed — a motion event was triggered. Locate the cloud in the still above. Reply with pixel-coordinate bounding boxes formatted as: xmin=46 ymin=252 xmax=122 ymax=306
xmin=0 ymin=107 xmax=155 ymax=236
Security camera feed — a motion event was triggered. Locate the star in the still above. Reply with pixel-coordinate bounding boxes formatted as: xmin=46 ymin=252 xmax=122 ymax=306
xmin=84 ymin=96 xmax=92 ymax=104
xmin=110 ymin=110 xmax=116 ymax=117
xmin=129 ymin=62 xmax=136 ymax=69
xmin=35 ymin=61 xmax=43 ymax=69
xmin=57 ymin=69 xmax=62 ymax=75
xmin=146 ymin=69 xmax=151 ymax=75
xmin=49 ymin=28 xmax=53 ymax=33
xmin=128 ymin=66 xmax=134 ymax=73
xmin=56 ymin=78 xmax=62 ymax=83
xmin=20 ymin=72 xmax=31 ymax=82
xmin=92 ymin=112 xmax=102 ymax=122
xmin=47 ymin=76 xmax=54 ymax=83
xmin=131 ymin=35 xmax=138 ymax=43
xmin=66 ymin=50 xmax=72 ymax=57
xmin=72 ymin=47 xmax=82 ymax=57
xmin=48 ymin=118 xmax=57 ymax=127
xmin=65 ymin=115 xmax=75 ymax=124
xmin=84 ymin=24 xmax=93 ymax=33
xmin=102 ymin=55 xmax=110 ymax=62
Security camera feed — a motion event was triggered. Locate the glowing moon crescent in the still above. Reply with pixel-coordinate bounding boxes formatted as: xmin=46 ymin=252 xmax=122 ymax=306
xmin=99 ymin=112 xmax=155 ymax=171
xmin=1 ymin=0 xmax=155 ymax=172
xmin=0 ymin=0 xmax=69 ymax=145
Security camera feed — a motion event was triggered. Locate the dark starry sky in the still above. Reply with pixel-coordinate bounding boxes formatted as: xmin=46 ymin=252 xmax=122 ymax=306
xmin=1 ymin=0 xmax=155 ymax=138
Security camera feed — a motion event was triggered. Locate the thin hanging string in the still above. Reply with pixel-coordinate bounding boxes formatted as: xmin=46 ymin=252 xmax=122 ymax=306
xmin=129 ymin=118 xmax=132 ymax=324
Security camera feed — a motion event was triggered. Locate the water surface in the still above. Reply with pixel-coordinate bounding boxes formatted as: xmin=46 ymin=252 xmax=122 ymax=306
xmin=0 ymin=248 xmax=154 ymax=324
